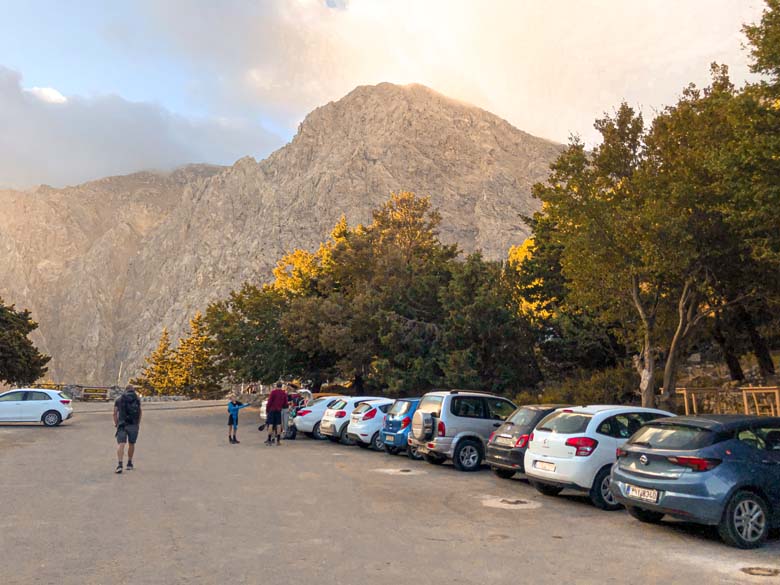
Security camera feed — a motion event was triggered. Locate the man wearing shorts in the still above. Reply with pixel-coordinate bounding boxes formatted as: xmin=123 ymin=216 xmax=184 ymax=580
xmin=265 ymin=382 xmax=288 ymax=446
xmin=114 ymin=385 xmax=142 ymax=473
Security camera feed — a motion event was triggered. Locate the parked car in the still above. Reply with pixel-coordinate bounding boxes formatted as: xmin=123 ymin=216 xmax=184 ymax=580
xmin=0 ymin=388 xmax=73 ymax=426
xmin=524 ymin=405 xmax=673 ymax=509
xmin=381 ymin=398 xmax=422 ymax=459
xmin=409 ymin=390 xmax=517 ymax=471
xmin=486 ymin=404 xmax=569 ymax=479
xmin=291 ymin=395 xmax=345 ymax=440
xmin=611 ymin=415 xmax=780 ymax=548
xmin=320 ymin=396 xmax=383 ymax=445
xmin=346 ymin=398 xmax=394 ymax=450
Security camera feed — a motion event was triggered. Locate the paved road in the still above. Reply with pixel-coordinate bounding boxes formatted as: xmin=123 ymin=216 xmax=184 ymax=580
xmin=1 ymin=403 xmax=778 ymax=585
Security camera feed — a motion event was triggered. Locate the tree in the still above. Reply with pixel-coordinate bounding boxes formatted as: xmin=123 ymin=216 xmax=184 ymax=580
xmin=172 ymin=312 xmax=222 ymax=398
xmin=131 ymin=328 xmax=176 ymax=395
xmin=0 ymin=297 xmax=50 ymax=386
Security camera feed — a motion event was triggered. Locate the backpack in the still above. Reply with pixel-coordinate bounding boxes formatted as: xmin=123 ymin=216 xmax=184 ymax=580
xmin=120 ymin=392 xmax=141 ymax=425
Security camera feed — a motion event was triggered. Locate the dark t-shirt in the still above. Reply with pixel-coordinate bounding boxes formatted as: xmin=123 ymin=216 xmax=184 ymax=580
xmin=266 ymin=389 xmax=288 ymax=413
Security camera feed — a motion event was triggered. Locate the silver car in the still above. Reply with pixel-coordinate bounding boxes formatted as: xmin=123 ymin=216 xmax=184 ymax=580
xmin=408 ymin=390 xmax=516 ymax=471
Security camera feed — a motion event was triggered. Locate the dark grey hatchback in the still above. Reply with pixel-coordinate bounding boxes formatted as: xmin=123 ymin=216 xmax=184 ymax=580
xmin=611 ymin=415 xmax=780 ymax=548
xmin=486 ymin=405 xmax=569 ymax=479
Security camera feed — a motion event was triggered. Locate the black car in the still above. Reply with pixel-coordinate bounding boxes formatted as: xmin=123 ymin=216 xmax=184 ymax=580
xmin=486 ymin=404 xmax=570 ymax=479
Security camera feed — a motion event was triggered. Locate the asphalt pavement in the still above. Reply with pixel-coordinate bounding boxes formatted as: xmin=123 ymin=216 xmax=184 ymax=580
xmin=1 ymin=402 xmax=778 ymax=585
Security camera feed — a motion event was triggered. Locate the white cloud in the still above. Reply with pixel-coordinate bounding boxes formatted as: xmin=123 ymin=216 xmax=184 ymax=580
xmin=27 ymin=86 xmax=67 ymax=104
xmin=0 ymin=67 xmax=283 ymax=189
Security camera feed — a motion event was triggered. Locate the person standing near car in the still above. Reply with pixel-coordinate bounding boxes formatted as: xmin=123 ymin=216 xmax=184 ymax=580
xmin=114 ymin=384 xmax=142 ymax=474
xmin=265 ymin=382 xmax=289 ymax=446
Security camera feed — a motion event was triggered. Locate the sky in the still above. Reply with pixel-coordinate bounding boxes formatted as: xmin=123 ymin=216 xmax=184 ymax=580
xmin=0 ymin=0 xmax=766 ymax=189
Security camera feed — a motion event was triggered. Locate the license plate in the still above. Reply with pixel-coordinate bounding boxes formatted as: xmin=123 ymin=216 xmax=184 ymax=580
xmin=626 ymin=484 xmax=659 ymax=503
xmin=495 ymin=436 xmax=514 ymax=447
xmin=534 ymin=460 xmax=556 ymax=472
xmin=385 ymin=435 xmax=393 ymax=443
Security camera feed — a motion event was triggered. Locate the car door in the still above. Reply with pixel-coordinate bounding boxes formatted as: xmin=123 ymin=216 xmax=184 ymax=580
xmin=23 ymin=391 xmax=53 ymax=422
xmin=0 ymin=391 xmax=27 ymax=421
xmin=484 ymin=398 xmax=516 ymax=439
xmin=748 ymin=423 xmax=780 ymax=518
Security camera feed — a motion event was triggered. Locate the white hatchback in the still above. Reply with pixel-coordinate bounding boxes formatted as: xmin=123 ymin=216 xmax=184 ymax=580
xmin=346 ymin=398 xmax=394 ymax=450
xmin=0 ymin=388 xmax=74 ymax=426
xmin=292 ymin=396 xmax=345 ymax=439
xmin=320 ymin=396 xmax=383 ymax=445
xmin=524 ymin=405 xmax=673 ymax=510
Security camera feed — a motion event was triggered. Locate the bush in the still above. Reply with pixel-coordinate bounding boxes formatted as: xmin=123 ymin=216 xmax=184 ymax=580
xmin=518 ymin=364 xmax=640 ymax=406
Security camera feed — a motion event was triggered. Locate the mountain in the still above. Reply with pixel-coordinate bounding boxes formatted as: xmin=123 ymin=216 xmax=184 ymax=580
xmin=0 ymin=83 xmax=562 ymax=385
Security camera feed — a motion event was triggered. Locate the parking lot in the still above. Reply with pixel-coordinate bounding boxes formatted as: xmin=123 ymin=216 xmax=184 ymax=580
xmin=1 ymin=403 xmax=778 ymax=585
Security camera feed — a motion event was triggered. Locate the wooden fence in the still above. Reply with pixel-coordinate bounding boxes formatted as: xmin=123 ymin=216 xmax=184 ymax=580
xmin=676 ymin=386 xmax=780 ymax=416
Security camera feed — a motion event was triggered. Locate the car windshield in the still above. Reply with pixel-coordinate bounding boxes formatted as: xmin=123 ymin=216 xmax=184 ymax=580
xmin=536 ymin=411 xmax=592 ymax=434
xmin=628 ymin=424 xmax=717 ymax=450
xmin=418 ymin=396 xmax=443 ymax=418
xmin=389 ymin=401 xmax=412 ymax=416
xmin=507 ymin=408 xmax=541 ymax=426
xmin=329 ymin=400 xmax=347 ymax=410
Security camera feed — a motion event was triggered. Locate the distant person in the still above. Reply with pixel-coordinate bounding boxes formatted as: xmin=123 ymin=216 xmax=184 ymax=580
xmin=114 ymin=384 xmax=142 ymax=474
xmin=265 ymin=382 xmax=289 ymax=446
xmin=227 ymin=396 xmax=251 ymax=444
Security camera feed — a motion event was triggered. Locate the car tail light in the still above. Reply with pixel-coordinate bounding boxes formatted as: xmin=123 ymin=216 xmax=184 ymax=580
xmin=667 ymin=456 xmax=721 ymax=472
xmin=565 ymin=436 xmax=598 ymax=456
xmin=529 ymin=432 xmax=534 ymax=442
xmin=362 ymin=408 xmax=377 ymax=421
xmin=297 ymin=409 xmax=312 ymax=417
xmin=514 ymin=434 xmax=530 ymax=449
xmin=401 ymin=416 xmax=411 ymax=429
xmin=335 ymin=411 xmax=346 ymax=419
xmin=616 ymin=447 xmax=628 ymax=458
xmin=489 ymin=431 xmax=496 ymax=443
xmin=437 ymin=420 xmax=446 ymax=437
xmin=60 ymin=399 xmax=71 ymax=405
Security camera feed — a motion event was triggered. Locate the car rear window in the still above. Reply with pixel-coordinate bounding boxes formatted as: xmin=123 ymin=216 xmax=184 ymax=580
xmin=329 ymin=399 xmax=347 ymax=410
xmin=389 ymin=401 xmax=412 ymax=416
xmin=507 ymin=407 xmax=541 ymax=426
xmin=536 ymin=411 xmax=593 ymax=434
xmin=353 ymin=403 xmax=373 ymax=414
xmin=418 ymin=395 xmax=443 ymax=418
xmin=307 ymin=397 xmax=328 ymax=407
xmin=628 ymin=424 xmax=717 ymax=450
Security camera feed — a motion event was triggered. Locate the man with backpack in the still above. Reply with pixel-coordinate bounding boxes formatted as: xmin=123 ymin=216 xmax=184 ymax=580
xmin=114 ymin=384 xmax=142 ymax=474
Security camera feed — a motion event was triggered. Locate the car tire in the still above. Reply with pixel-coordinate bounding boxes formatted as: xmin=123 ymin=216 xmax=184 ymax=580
xmin=311 ymin=422 xmax=325 ymax=440
xmin=339 ymin=425 xmax=354 ymax=446
xmin=627 ymin=506 xmax=665 ymax=524
xmin=589 ymin=466 xmax=622 ymax=511
xmin=453 ymin=439 xmax=483 ymax=472
xmin=423 ymin=453 xmax=446 ymax=465
xmin=42 ymin=410 xmax=62 ymax=427
xmin=718 ymin=491 xmax=770 ymax=549
xmin=492 ymin=467 xmax=516 ymax=480
xmin=407 ymin=445 xmax=423 ymax=460
xmin=370 ymin=432 xmax=384 ymax=451
xmin=530 ymin=480 xmax=563 ymax=497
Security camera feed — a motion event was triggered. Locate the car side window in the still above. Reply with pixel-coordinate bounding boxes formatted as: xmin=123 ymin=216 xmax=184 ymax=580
xmin=451 ymin=397 xmax=485 ymax=418
xmin=28 ymin=392 xmax=51 ymax=401
xmin=739 ymin=426 xmax=780 ymax=451
xmin=598 ymin=414 xmax=647 ymax=439
xmin=0 ymin=391 xmax=26 ymax=402
xmin=486 ymin=399 xmax=515 ymax=421
xmin=379 ymin=404 xmax=391 ymax=413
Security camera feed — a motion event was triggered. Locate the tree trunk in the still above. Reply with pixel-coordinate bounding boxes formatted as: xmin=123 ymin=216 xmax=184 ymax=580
xmin=735 ymin=304 xmax=775 ymax=379
xmin=660 ymin=280 xmax=699 ymax=409
xmin=630 ymin=275 xmax=658 ymax=408
xmin=712 ymin=312 xmax=744 ymax=381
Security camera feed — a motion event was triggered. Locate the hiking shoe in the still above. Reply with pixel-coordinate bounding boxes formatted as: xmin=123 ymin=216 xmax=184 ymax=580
xmin=264 ymin=439 xmax=273 ymax=446
xmin=233 ymin=438 xmax=240 ymax=444
xmin=115 ymin=463 xmax=123 ymax=474
xmin=126 ymin=461 xmax=134 ymax=470
xmin=276 ymin=437 xmax=282 ymax=445
xmin=229 ymin=437 xmax=235 ymax=444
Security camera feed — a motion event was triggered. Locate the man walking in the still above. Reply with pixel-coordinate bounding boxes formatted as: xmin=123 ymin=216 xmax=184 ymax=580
xmin=265 ymin=382 xmax=288 ymax=446
xmin=114 ymin=384 xmax=142 ymax=473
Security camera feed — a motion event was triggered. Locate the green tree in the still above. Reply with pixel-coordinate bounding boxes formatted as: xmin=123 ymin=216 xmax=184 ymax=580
xmin=172 ymin=312 xmax=222 ymax=398
xmin=131 ymin=328 xmax=176 ymax=395
xmin=0 ymin=297 xmax=50 ymax=386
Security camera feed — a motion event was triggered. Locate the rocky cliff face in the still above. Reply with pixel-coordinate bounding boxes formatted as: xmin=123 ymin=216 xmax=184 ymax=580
xmin=0 ymin=83 xmax=561 ymax=384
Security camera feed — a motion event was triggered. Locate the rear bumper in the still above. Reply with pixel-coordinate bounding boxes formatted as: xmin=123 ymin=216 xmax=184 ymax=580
xmin=486 ymin=445 xmax=525 ymax=471
xmin=408 ymin=436 xmax=454 ymax=458
xmin=610 ymin=468 xmax=725 ymax=525
xmin=293 ymin=417 xmax=315 ymax=433
xmin=381 ymin=429 xmax=408 ymax=448
xmin=65 ymin=411 xmax=74 ymax=420
xmin=524 ymin=452 xmax=597 ymax=490
xmin=320 ymin=420 xmax=340 ymax=437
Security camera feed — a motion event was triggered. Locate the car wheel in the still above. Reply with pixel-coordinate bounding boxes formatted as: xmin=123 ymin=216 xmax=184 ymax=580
xmin=589 ymin=466 xmax=622 ymax=511
xmin=530 ymin=480 xmax=563 ymax=497
xmin=718 ymin=491 xmax=770 ymax=549
xmin=311 ymin=422 xmax=325 ymax=440
xmin=627 ymin=506 xmax=665 ymax=524
xmin=453 ymin=439 xmax=483 ymax=472
xmin=369 ymin=432 xmax=383 ymax=451
xmin=42 ymin=411 xmax=62 ymax=427
xmin=407 ymin=445 xmax=423 ymax=460
xmin=423 ymin=453 xmax=446 ymax=465
xmin=339 ymin=425 xmax=354 ymax=446
xmin=492 ymin=467 xmax=516 ymax=480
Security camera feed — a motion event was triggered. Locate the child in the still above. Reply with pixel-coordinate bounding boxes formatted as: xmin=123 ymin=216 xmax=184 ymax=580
xmin=227 ymin=396 xmax=251 ymax=444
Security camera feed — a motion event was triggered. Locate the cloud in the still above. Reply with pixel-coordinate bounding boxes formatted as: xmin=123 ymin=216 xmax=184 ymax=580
xmin=0 ymin=67 xmax=283 ymax=189
xmin=135 ymin=0 xmax=765 ymax=144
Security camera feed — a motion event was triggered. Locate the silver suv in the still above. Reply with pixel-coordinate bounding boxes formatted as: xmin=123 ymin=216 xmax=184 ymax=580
xmin=408 ymin=390 xmax=516 ymax=471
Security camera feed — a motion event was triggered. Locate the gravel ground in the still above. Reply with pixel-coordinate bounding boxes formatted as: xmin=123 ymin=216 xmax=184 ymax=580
xmin=1 ymin=403 xmax=778 ymax=585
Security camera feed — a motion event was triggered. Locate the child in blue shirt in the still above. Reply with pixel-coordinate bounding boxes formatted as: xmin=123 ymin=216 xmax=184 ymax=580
xmin=227 ymin=397 xmax=251 ymax=444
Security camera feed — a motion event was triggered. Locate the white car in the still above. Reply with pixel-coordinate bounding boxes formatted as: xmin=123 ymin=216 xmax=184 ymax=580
xmin=292 ymin=395 xmax=345 ymax=439
xmin=320 ymin=396 xmax=383 ymax=445
xmin=346 ymin=398 xmax=394 ymax=450
xmin=524 ymin=405 xmax=673 ymax=510
xmin=0 ymin=388 xmax=74 ymax=426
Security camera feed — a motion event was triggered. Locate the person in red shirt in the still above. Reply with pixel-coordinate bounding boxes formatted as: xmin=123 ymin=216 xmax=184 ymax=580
xmin=265 ymin=382 xmax=289 ymax=445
